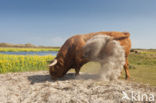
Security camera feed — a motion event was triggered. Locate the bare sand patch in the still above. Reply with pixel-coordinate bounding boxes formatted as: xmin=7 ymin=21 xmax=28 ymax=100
xmin=0 ymin=71 xmax=155 ymax=103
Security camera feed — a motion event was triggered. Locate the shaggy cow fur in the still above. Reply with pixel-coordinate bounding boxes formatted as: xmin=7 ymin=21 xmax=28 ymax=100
xmin=49 ymin=31 xmax=131 ymax=79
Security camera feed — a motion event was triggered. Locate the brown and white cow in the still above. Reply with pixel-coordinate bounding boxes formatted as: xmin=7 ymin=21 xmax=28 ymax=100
xmin=49 ymin=31 xmax=131 ymax=79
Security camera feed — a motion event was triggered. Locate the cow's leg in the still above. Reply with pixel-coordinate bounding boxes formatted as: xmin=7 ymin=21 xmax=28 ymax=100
xmin=124 ymin=57 xmax=130 ymax=79
xmin=75 ymin=68 xmax=80 ymax=76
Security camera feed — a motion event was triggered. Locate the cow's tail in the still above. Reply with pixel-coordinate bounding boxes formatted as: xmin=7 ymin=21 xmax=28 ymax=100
xmin=113 ymin=32 xmax=130 ymax=40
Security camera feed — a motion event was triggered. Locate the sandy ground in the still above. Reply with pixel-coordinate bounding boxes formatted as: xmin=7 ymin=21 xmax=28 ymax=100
xmin=0 ymin=71 xmax=155 ymax=103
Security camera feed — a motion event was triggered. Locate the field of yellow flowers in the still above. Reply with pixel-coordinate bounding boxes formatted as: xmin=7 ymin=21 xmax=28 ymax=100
xmin=0 ymin=54 xmax=55 ymax=73
xmin=0 ymin=47 xmax=59 ymax=52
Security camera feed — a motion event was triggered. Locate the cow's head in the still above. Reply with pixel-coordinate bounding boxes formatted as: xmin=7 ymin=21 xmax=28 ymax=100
xmin=49 ymin=59 xmax=65 ymax=79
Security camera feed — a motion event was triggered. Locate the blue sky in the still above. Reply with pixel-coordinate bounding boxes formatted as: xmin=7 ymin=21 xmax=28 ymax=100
xmin=0 ymin=0 xmax=156 ymax=48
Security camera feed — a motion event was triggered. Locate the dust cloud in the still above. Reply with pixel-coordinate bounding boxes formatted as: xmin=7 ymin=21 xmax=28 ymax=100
xmin=83 ymin=35 xmax=125 ymax=81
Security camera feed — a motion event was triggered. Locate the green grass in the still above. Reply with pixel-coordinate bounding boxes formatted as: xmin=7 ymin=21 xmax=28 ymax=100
xmin=0 ymin=47 xmax=59 ymax=52
xmin=126 ymin=65 xmax=156 ymax=86
xmin=128 ymin=53 xmax=156 ymax=65
xmin=126 ymin=53 xmax=156 ymax=86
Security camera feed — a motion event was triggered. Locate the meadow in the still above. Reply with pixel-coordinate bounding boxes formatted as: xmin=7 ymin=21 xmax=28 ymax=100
xmin=0 ymin=49 xmax=156 ymax=86
xmin=81 ymin=51 xmax=156 ymax=86
xmin=126 ymin=52 xmax=156 ymax=86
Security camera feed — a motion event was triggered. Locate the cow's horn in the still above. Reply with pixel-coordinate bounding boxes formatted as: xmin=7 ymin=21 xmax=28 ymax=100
xmin=49 ymin=59 xmax=57 ymax=67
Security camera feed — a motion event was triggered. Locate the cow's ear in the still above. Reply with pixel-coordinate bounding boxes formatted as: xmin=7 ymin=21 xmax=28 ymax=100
xmin=49 ymin=59 xmax=57 ymax=67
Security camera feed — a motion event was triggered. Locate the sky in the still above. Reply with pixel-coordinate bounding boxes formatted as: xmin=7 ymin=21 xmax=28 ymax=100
xmin=0 ymin=0 xmax=156 ymax=48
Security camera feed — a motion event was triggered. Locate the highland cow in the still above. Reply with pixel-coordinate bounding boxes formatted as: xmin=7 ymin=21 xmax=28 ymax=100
xmin=49 ymin=31 xmax=131 ymax=79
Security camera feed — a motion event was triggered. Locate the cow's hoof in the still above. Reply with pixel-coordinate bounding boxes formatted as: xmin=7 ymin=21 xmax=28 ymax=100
xmin=75 ymin=73 xmax=80 ymax=76
xmin=125 ymin=76 xmax=130 ymax=80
